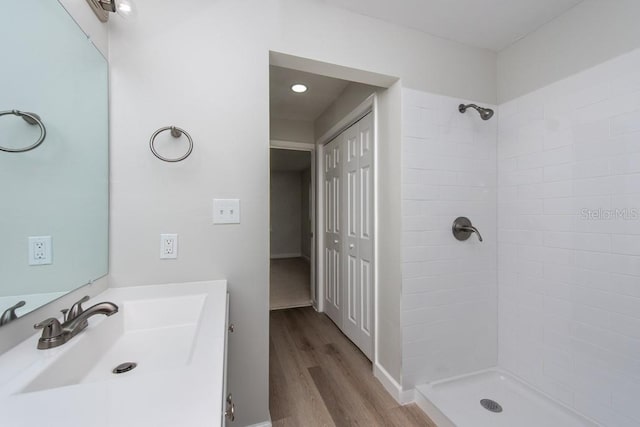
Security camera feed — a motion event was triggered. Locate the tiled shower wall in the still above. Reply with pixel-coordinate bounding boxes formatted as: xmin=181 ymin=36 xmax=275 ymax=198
xmin=497 ymin=48 xmax=640 ymax=426
xmin=401 ymin=89 xmax=498 ymax=388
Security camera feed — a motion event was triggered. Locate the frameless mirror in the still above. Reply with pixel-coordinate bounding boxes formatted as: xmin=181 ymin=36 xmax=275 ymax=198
xmin=0 ymin=0 xmax=108 ymax=325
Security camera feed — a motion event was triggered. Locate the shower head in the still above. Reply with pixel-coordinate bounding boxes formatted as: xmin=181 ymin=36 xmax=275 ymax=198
xmin=458 ymin=104 xmax=494 ymax=121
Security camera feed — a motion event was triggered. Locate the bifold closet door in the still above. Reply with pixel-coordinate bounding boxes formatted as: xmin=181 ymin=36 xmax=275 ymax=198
xmin=324 ymin=136 xmax=342 ymax=325
xmin=323 ymin=112 xmax=374 ymax=360
xmin=343 ymin=112 xmax=373 ymax=360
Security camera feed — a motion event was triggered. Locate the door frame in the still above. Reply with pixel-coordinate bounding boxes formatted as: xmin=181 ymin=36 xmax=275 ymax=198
xmin=269 ymin=140 xmax=317 ymax=308
xmin=316 ymin=94 xmax=376 ymax=326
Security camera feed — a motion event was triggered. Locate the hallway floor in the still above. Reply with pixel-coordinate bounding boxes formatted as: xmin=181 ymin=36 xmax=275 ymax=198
xmin=269 ymin=307 xmax=436 ymax=426
xmin=270 ymin=257 xmax=312 ymax=310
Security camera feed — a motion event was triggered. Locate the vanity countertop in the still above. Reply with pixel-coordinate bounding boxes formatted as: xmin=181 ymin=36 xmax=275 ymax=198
xmin=0 ymin=280 xmax=228 ymax=427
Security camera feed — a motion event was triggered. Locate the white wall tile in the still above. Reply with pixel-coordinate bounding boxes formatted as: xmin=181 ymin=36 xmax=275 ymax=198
xmin=497 ymin=48 xmax=640 ymax=426
xmin=401 ymin=89 xmax=497 ymax=386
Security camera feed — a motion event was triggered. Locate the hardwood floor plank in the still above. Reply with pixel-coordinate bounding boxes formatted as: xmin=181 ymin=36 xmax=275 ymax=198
xmin=308 ymin=366 xmax=361 ymax=427
xmin=319 ymin=343 xmax=400 ymax=424
xmin=270 ymin=307 xmax=437 ymax=427
xmin=269 ymin=337 xmax=291 ymax=421
xmin=270 ymin=310 xmax=335 ymax=426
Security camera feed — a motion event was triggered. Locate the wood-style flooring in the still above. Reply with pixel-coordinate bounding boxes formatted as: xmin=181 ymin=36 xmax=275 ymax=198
xmin=269 ymin=307 xmax=436 ymax=426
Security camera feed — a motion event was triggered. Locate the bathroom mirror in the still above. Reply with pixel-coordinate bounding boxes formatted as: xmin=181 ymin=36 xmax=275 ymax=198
xmin=0 ymin=0 xmax=108 ymax=325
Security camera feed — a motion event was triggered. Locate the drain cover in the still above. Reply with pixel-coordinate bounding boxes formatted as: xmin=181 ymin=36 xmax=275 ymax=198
xmin=480 ymin=398 xmax=503 ymax=413
xmin=112 ymin=362 xmax=137 ymax=374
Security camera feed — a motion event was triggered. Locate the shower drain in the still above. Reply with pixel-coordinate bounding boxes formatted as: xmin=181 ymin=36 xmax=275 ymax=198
xmin=112 ymin=362 xmax=137 ymax=374
xmin=480 ymin=398 xmax=503 ymax=413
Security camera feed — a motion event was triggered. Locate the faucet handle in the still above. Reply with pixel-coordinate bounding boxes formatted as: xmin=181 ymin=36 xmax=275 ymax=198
xmin=68 ymin=295 xmax=90 ymax=320
xmin=0 ymin=300 xmax=26 ymax=326
xmin=34 ymin=318 xmax=63 ymax=339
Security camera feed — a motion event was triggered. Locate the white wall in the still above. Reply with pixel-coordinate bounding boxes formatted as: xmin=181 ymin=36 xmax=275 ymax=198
xmin=497 ymin=47 xmax=640 ymax=427
xmin=376 ymin=82 xmax=405 ymax=384
xmin=109 ymin=3 xmax=274 ymax=425
xmin=270 ymin=171 xmax=302 ymax=257
xmin=314 ymin=82 xmax=381 ymax=139
xmin=497 ymin=0 xmax=640 ymax=103
xmin=108 ymin=1 xmax=496 ymax=424
xmin=401 ymin=89 xmax=498 ymax=388
xmin=300 ymin=168 xmax=312 ymax=259
xmin=270 ymin=118 xmax=315 ymax=144
xmin=275 ymin=0 xmax=497 ymax=104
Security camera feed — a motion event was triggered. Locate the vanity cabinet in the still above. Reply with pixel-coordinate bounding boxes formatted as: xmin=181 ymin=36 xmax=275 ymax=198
xmin=223 ymin=292 xmax=235 ymax=425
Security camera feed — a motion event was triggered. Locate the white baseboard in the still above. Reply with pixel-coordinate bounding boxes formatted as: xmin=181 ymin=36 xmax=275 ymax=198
xmin=373 ymin=363 xmax=414 ymax=405
xmin=270 ymin=253 xmax=301 ymax=259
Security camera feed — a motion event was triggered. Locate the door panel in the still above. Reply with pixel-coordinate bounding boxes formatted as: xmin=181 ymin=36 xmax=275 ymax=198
xmin=323 ymin=137 xmax=341 ymax=325
xmin=322 ymin=112 xmax=374 ymax=360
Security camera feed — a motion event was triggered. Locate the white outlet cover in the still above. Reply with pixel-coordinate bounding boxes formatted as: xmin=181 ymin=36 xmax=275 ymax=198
xmin=213 ymin=199 xmax=240 ymax=224
xmin=28 ymin=236 xmax=52 ymax=265
xmin=160 ymin=234 xmax=178 ymax=259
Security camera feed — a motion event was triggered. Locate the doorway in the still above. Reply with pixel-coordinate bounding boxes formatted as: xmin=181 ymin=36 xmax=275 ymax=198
xmin=268 ymin=62 xmax=379 ymax=358
xmin=269 ymin=147 xmax=314 ymax=310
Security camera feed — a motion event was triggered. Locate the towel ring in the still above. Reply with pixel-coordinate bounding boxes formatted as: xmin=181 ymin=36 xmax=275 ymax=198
xmin=0 ymin=110 xmax=47 ymax=153
xmin=149 ymin=126 xmax=193 ymax=162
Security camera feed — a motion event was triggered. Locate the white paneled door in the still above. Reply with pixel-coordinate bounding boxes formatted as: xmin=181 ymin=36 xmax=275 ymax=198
xmin=324 ymin=134 xmax=342 ymax=324
xmin=323 ymin=112 xmax=374 ymax=360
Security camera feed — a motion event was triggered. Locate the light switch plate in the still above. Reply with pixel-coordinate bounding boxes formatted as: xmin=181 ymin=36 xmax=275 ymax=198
xmin=28 ymin=236 xmax=52 ymax=265
xmin=213 ymin=199 xmax=240 ymax=224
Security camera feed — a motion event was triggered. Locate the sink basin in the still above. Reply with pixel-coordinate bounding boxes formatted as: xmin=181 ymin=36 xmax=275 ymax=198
xmin=0 ymin=280 xmax=228 ymax=427
xmin=22 ymin=293 xmax=206 ymax=393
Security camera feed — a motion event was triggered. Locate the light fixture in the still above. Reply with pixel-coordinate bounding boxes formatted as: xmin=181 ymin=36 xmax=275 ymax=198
xmin=86 ymin=0 xmax=136 ymax=22
xmin=291 ymin=84 xmax=308 ymax=93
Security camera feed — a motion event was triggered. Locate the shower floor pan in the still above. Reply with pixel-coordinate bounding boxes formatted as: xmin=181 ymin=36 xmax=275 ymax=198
xmin=415 ymin=369 xmax=598 ymax=427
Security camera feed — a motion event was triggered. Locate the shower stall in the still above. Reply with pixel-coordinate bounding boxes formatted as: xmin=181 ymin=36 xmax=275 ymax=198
xmin=401 ymin=46 xmax=640 ymax=427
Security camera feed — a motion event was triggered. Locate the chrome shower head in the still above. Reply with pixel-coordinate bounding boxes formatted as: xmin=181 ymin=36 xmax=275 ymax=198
xmin=458 ymin=104 xmax=494 ymax=121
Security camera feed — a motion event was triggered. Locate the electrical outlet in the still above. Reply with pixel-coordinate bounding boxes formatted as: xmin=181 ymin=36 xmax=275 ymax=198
xmin=213 ymin=199 xmax=240 ymax=224
xmin=160 ymin=234 xmax=178 ymax=259
xmin=28 ymin=236 xmax=52 ymax=265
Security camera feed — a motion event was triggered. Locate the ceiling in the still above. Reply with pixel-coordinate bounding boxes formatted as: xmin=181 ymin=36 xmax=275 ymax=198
xmin=270 ymin=66 xmax=350 ymax=121
xmin=270 ymin=149 xmax=312 ymax=172
xmin=319 ymin=0 xmax=584 ymax=51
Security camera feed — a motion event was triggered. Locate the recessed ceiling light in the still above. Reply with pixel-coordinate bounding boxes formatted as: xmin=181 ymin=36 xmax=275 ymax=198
xmin=291 ymin=84 xmax=308 ymax=93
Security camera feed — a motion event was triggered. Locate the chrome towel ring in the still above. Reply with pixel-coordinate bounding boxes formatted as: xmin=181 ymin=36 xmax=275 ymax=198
xmin=149 ymin=125 xmax=193 ymax=162
xmin=0 ymin=110 xmax=47 ymax=153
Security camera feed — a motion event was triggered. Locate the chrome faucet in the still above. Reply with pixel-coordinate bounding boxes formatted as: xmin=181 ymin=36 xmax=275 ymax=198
xmin=33 ymin=296 xmax=118 ymax=350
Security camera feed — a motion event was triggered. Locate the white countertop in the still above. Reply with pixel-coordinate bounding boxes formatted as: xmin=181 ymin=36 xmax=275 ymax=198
xmin=0 ymin=280 xmax=228 ymax=427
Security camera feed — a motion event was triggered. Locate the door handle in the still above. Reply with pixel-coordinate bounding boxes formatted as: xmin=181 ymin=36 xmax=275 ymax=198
xmin=349 ymin=244 xmax=355 ymax=249
xmin=334 ymin=239 xmax=339 ymax=244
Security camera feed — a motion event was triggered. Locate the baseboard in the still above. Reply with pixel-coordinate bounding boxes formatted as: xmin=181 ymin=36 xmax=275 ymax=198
xmin=270 ymin=253 xmax=301 ymax=259
xmin=373 ymin=363 xmax=414 ymax=405
xmin=301 ymin=254 xmax=311 ymax=262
